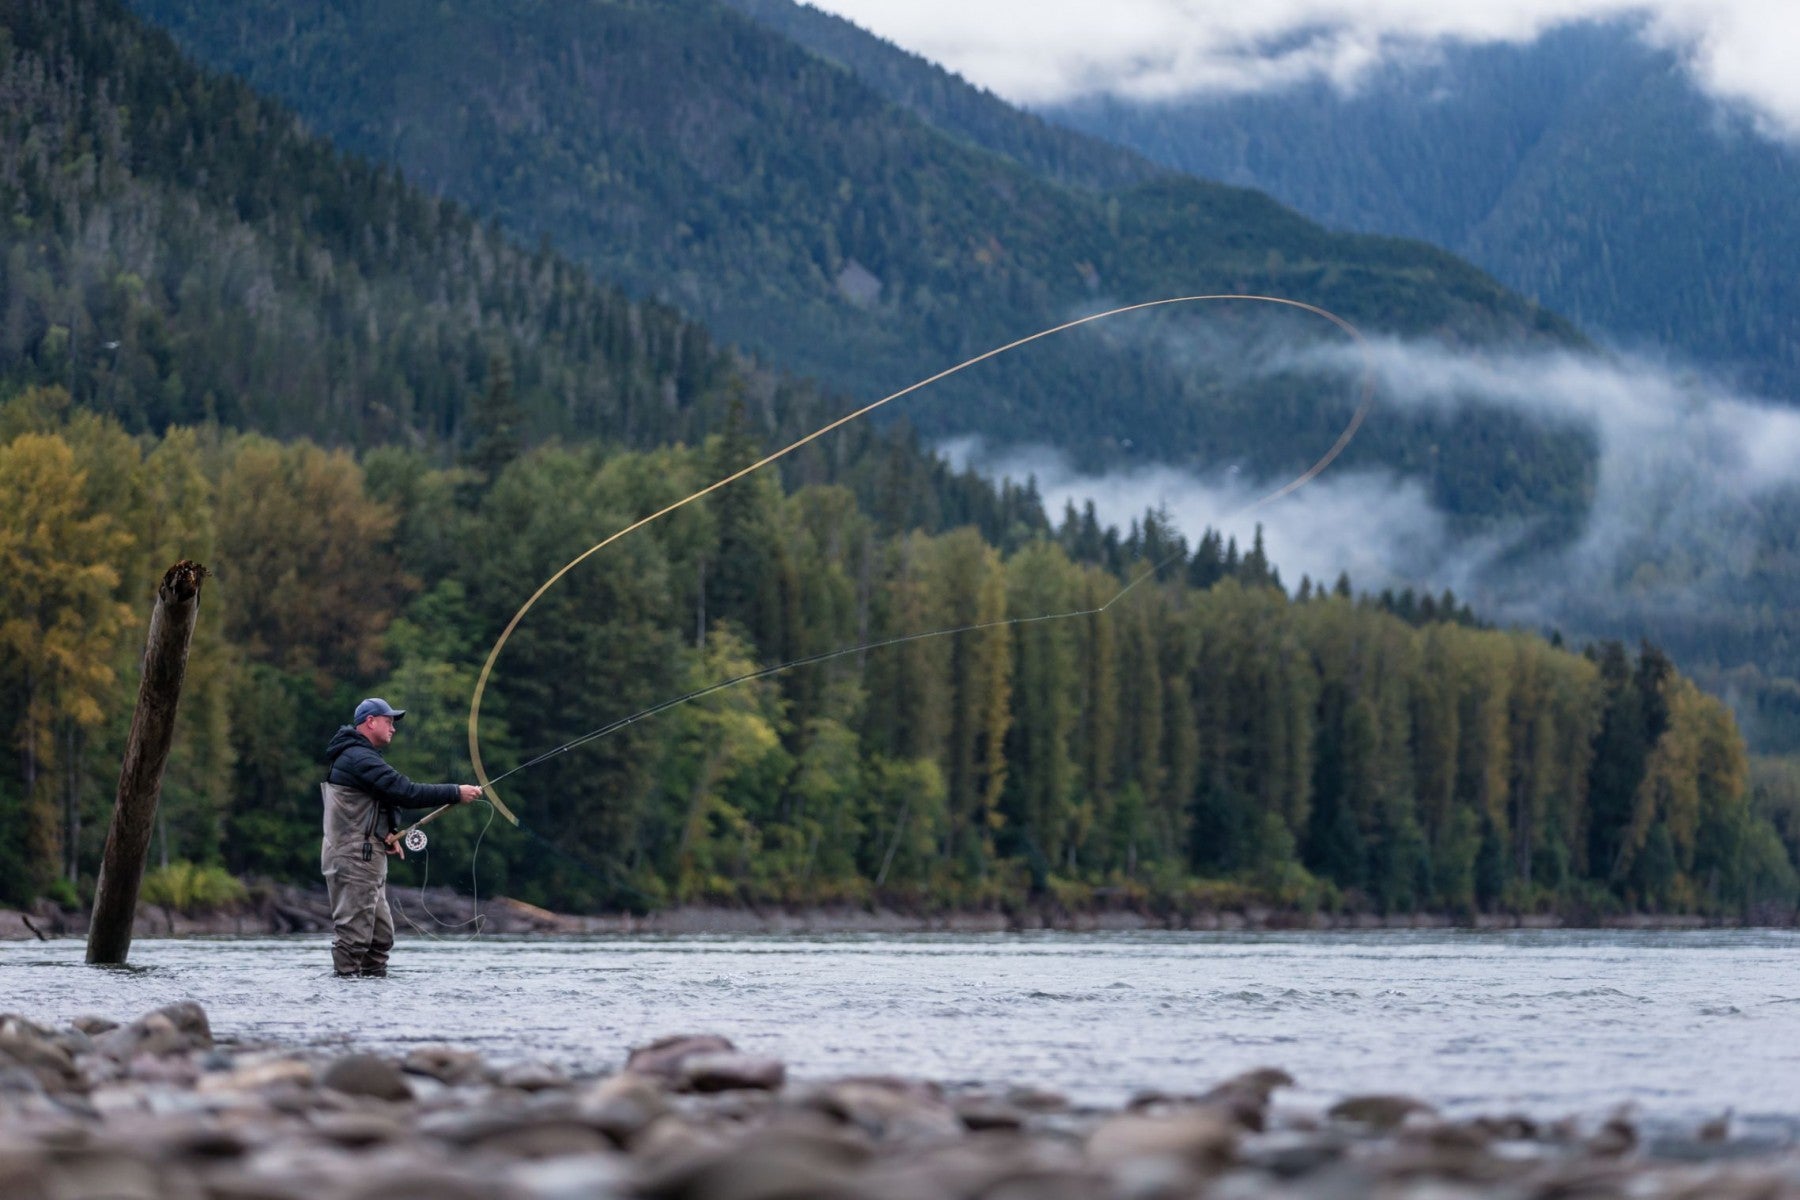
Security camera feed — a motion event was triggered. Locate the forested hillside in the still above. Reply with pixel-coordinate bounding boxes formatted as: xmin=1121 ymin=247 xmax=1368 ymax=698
xmin=127 ymin=0 xmax=1594 ymax=529
xmin=718 ymin=0 xmax=1163 ymax=194
xmin=2 ymin=0 xmax=1794 ymax=921
xmin=1042 ymin=21 xmax=1800 ymax=403
xmin=2 ymin=0 xmax=1058 ymax=526
xmin=715 ymin=0 xmax=1800 ymax=758
xmin=4 ymin=391 xmax=1793 ymax=919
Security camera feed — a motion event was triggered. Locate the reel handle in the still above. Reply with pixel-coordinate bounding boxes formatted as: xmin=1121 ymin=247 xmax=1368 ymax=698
xmin=397 ymin=800 xmax=458 ymax=853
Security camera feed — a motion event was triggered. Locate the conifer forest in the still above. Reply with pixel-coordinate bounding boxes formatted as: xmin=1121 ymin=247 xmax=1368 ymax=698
xmin=2 ymin=0 xmax=1796 ymax=921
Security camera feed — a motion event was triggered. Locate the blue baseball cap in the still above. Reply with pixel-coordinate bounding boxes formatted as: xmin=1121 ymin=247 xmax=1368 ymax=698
xmin=353 ymin=697 xmax=406 ymax=725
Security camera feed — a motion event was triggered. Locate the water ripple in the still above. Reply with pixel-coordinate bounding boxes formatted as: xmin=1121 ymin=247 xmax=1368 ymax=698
xmin=4 ymin=930 xmax=1796 ymax=1124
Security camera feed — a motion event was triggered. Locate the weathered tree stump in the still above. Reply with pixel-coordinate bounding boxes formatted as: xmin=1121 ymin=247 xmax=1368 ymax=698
xmin=87 ymin=561 xmax=206 ymax=965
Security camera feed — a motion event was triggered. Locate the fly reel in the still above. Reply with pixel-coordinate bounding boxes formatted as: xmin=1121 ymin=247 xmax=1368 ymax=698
xmin=402 ymin=827 xmax=429 ymax=853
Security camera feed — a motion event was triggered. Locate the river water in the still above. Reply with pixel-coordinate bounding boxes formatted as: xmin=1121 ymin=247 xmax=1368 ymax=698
xmin=5 ymin=929 xmax=1797 ymax=1134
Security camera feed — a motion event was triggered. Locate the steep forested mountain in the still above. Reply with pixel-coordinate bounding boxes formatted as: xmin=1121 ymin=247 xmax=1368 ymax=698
xmin=0 ymin=0 xmax=1048 ymax=537
xmin=127 ymin=0 xmax=1592 ymax=530
xmin=2 ymin=0 xmax=1794 ymax=919
xmin=718 ymin=0 xmax=1163 ymax=194
xmin=1042 ymin=21 xmax=1800 ymax=403
xmin=699 ymin=0 xmax=1800 ymax=755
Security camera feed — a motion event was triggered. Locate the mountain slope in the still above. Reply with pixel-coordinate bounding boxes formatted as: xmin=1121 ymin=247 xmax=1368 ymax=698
xmin=717 ymin=0 xmax=1163 ymax=194
xmin=0 ymin=0 xmax=1056 ymax=544
xmin=706 ymin=1 xmax=1800 ymax=748
xmin=1043 ymin=21 xmax=1800 ymax=401
xmin=127 ymin=0 xmax=1590 ymax=526
xmin=5 ymin=1 xmax=1794 ymax=917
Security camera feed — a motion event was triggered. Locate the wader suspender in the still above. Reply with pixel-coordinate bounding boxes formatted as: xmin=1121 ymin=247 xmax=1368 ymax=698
xmin=361 ymin=797 xmax=393 ymax=861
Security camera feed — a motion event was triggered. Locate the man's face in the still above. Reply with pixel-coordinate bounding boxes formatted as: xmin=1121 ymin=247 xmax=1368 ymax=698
xmin=359 ymin=714 xmax=397 ymax=749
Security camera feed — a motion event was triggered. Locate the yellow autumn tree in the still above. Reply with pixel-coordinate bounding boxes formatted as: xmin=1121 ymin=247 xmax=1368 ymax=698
xmin=214 ymin=435 xmax=407 ymax=682
xmin=1621 ymin=675 xmax=1752 ymax=910
xmin=0 ymin=432 xmax=134 ymax=885
xmin=140 ymin=428 xmax=237 ymax=867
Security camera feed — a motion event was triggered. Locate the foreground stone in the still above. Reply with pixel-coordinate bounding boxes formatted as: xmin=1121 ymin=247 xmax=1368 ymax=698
xmin=0 ymin=1003 xmax=1794 ymax=1199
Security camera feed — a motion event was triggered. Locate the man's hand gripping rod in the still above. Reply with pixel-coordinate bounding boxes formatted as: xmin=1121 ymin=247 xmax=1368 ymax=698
xmin=396 ymin=789 xmax=484 ymax=853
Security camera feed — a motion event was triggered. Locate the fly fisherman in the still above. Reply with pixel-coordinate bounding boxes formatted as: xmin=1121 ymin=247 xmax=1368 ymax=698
xmin=322 ymin=698 xmax=482 ymax=977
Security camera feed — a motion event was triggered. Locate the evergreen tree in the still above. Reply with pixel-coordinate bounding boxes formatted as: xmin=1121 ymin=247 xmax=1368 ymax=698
xmin=463 ymin=351 xmax=524 ymax=483
xmin=1587 ymin=641 xmax=1651 ymax=882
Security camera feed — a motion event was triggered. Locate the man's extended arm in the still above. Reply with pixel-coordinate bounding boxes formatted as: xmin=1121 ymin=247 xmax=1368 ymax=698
xmin=334 ymin=744 xmax=463 ymax=810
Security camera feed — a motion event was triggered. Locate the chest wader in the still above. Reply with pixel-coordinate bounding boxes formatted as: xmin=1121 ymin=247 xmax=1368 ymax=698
xmin=320 ymin=782 xmax=397 ymax=977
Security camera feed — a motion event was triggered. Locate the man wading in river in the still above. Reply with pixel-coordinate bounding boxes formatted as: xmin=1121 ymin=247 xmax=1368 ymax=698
xmin=322 ymin=698 xmax=481 ymax=977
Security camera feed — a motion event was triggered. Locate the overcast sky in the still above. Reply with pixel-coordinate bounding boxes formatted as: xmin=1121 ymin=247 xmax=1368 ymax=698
xmin=803 ymin=1 xmax=1800 ymax=139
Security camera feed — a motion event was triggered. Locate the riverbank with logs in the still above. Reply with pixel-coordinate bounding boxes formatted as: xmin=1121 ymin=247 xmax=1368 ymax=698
xmin=1 ymin=884 xmax=1776 ymax=942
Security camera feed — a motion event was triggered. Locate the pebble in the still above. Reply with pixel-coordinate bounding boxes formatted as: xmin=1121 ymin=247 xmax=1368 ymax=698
xmin=333 ymin=1165 xmax=495 ymax=1200
xmin=499 ymin=1152 xmax=630 ymax=1200
xmin=497 ymin=1061 xmax=571 ymax=1093
xmin=403 ymin=1046 xmax=489 ymax=1086
xmin=415 ymin=1107 xmax=547 ymax=1147
xmin=467 ymin=1118 xmax=614 ymax=1161
xmin=319 ymin=1054 xmax=412 ymax=1102
xmin=630 ymin=1112 xmax=730 ymax=1167
xmin=1 ymin=1002 xmax=1794 ymax=1200
xmin=96 ymin=1006 xmax=208 ymax=1061
xmin=0 ymin=1015 xmax=55 ymax=1039
xmin=1587 ymin=1112 xmax=1639 ymax=1158
xmin=1197 ymin=1066 xmax=1297 ymax=1132
xmin=626 ymin=1033 xmax=736 ymax=1080
xmin=309 ymin=1110 xmax=406 ymax=1148
xmin=0 ymin=1065 xmax=46 ymax=1097
xmin=0 ymin=1028 xmax=82 ymax=1093
xmin=198 ymin=1057 xmax=315 ymax=1093
xmin=1328 ymin=1093 xmax=1438 ymax=1131
xmin=1242 ymin=1129 xmax=1351 ymax=1178
xmin=634 ymin=1138 xmax=860 ymax=1200
xmin=129 ymin=1052 xmax=201 ymax=1086
xmin=1086 ymin=1108 xmax=1239 ymax=1172
xmin=952 ymin=1094 xmax=1027 ymax=1131
xmin=577 ymin=1072 xmax=669 ymax=1146
xmin=1004 ymin=1083 xmax=1068 ymax=1112
xmin=808 ymin=1076 xmax=966 ymax=1143
xmin=678 ymin=1052 xmax=785 ymax=1094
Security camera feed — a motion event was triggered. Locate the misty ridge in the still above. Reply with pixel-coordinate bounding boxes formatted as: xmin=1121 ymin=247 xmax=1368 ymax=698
xmin=946 ymin=332 xmax=1800 ymax=675
xmin=1031 ymin=14 xmax=1800 ymax=403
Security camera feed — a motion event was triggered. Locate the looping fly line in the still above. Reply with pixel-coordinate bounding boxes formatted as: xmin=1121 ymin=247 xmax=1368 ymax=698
xmin=464 ymin=294 xmax=1374 ymax=825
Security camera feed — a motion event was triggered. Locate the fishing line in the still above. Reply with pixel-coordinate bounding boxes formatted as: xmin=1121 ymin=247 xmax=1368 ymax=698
xmin=476 ymin=393 xmax=1361 ymax=797
xmin=463 ymin=294 xmax=1373 ymax=828
xmin=405 ymin=293 xmax=1373 ymax=917
xmin=394 ymin=799 xmax=495 ymax=938
xmin=484 ymin=562 xmax=1157 ymax=788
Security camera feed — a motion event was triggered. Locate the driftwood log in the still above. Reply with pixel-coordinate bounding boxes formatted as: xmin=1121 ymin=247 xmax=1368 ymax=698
xmin=87 ymin=561 xmax=206 ymax=965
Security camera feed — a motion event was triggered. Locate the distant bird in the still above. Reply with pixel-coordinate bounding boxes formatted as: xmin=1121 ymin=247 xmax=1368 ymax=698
xmin=1698 ymin=1109 xmax=1732 ymax=1142
xmin=102 ymin=340 xmax=120 ymax=350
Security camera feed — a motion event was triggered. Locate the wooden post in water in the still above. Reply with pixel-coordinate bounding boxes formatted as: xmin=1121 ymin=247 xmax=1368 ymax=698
xmin=87 ymin=561 xmax=206 ymax=965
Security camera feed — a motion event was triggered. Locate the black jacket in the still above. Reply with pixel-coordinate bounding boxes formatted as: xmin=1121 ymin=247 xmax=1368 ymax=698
xmin=324 ymin=725 xmax=462 ymax=811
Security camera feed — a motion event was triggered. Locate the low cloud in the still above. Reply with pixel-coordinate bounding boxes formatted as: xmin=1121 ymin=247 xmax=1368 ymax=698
xmin=943 ymin=435 xmax=1468 ymax=596
xmin=1333 ymin=340 xmax=1800 ymax=553
xmin=1316 ymin=339 xmax=1800 ymax=500
xmin=804 ymin=0 xmax=1800 ymax=140
xmin=945 ymin=339 xmax=1800 ymax=641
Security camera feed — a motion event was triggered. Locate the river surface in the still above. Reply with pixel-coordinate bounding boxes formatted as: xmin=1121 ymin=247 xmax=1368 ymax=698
xmin=5 ymin=929 xmax=1797 ymax=1133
